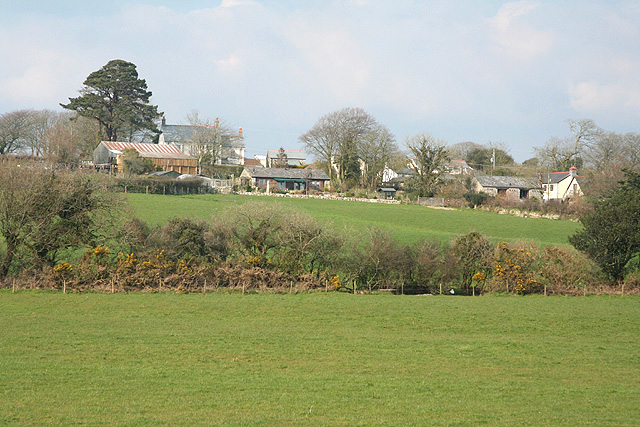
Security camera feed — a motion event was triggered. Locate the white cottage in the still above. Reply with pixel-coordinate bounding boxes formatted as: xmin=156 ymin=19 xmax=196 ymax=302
xmin=537 ymin=167 xmax=584 ymax=201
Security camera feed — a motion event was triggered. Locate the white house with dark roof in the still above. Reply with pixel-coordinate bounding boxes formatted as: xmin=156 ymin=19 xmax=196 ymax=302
xmin=158 ymin=117 xmax=245 ymax=166
xmin=537 ymin=167 xmax=584 ymax=201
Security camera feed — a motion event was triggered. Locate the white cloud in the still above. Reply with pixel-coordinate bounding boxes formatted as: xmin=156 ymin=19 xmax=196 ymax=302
xmin=220 ymin=0 xmax=258 ymax=8
xmin=569 ymin=81 xmax=640 ymax=113
xmin=216 ymin=54 xmax=243 ymax=73
xmin=283 ymin=20 xmax=372 ymax=104
xmin=489 ymin=1 xmax=553 ymax=61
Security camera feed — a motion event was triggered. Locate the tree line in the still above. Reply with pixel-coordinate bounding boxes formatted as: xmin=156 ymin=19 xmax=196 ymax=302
xmin=3 ymin=58 xmax=639 ymax=200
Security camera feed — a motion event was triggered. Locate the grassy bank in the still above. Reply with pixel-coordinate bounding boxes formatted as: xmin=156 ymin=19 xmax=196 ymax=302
xmin=125 ymin=193 xmax=579 ymax=246
xmin=1 ymin=292 xmax=638 ymax=425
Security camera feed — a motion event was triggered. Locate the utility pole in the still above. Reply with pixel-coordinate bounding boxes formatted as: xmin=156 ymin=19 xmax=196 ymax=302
xmin=491 ymin=149 xmax=495 ymax=176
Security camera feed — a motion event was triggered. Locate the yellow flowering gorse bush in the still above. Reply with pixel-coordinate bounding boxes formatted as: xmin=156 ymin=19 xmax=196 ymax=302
xmin=493 ymin=242 xmax=540 ymax=295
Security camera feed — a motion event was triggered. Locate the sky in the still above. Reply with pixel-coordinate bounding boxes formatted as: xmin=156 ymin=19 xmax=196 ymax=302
xmin=1 ymin=0 xmax=639 ymax=162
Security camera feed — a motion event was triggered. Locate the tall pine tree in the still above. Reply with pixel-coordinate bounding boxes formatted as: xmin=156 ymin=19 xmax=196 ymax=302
xmin=61 ymin=59 xmax=162 ymax=141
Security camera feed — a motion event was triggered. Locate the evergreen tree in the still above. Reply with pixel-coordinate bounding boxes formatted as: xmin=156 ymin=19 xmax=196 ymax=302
xmin=569 ymin=170 xmax=640 ymax=281
xmin=61 ymin=59 xmax=162 ymax=142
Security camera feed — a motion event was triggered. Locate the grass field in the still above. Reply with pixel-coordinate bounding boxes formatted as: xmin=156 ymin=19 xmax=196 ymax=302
xmin=1 ymin=292 xmax=638 ymax=425
xmin=125 ymin=193 xmax=580 ymax=246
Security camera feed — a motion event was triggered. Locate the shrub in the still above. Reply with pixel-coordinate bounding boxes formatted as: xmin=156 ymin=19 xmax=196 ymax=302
xmin=0 ymin=163 xmax=120 ymax=277
xmin=538 ymin=246 xmax=602 ymax=293
xmin=407 ymin=240 xmax=450 ymax=293
xmin=490 ymin=242 xmax=542 ymax=294
xmin=273 ymin=212 xmax=343 ymax=276
xmin=451 ymin=232 xmax=492 ymax=294
xmin=463 ymin=192 xmax=490 ymax=208
xmin=357 ymin=228 xmax=406 ymax=292
xmin=218 ymin=201 xmax=288 ymax=266
xmin=155 ymin=217 xmax=230 ymax=263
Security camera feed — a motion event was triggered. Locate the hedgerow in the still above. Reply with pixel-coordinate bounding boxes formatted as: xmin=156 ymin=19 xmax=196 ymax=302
xmin=0 ymin=170 xmax=635 ymax=295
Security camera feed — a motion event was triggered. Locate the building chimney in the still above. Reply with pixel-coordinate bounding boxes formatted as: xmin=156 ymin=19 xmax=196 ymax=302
xmin=215 ymin=117 xmax=219 ymax=128
xmin=161 ymin=115 xmax=166 ymax=126
xmin=569 ymin=166 xmax=577 ymax=177
xmin=238 ymin=127 xmax=243 ymax=138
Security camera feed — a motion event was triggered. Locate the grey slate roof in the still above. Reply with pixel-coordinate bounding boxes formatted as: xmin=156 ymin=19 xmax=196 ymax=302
xmin=538 ymin=172 xmax=584 ymax=184
xmin=266 ymin=149 xmax=306 ymax=159
xmin=243 ymin=167 xmax=330 ymax=181
xmin=161 ymin=124 xmax=244 ymax=148
xmin=475 ymin=175 xmax=539 ymax=189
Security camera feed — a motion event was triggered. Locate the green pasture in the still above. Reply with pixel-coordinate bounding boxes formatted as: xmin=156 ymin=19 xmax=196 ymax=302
xmin=125 ymin=193 xmax=580 ymax=246
xmin=1 ymin=292 xmax=638 ymax=425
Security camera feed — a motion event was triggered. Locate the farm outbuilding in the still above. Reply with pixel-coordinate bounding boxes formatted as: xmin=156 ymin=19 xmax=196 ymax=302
xmin=240 ymin=167 xmax=330 ymax=193
xmin=472 ymin=175 xmax=541 ymax=200
xmin=93 ymin=141 xmax=198 ymax=175
xmin=378 ymin=187 xmax=397 ymax=200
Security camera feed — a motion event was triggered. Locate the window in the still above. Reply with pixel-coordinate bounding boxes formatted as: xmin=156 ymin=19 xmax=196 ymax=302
xmin=549 ymin=184 xmax=554 ymax=191
xmin=543 ymin=184 xmax=547 ymax=191
xmin=573 ymin=183 xmax=578 ymax=193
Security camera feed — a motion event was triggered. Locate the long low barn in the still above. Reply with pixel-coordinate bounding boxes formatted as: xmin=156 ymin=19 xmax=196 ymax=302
xmin=93 ymin=141 xmax=198 ymax=175
xmin=241 ymin=166 xmax=330 ymax=192
xmin=473 ymin=175 xmax=541 ymax=200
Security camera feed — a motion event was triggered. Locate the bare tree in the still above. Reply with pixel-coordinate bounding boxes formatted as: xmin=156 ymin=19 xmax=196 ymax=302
xmin=299 ymin=108 xmax=393 ymax=186
xmin=0 ymin=110 xmax=32 ymax=155
xmin=622 ymin=133 xmax=640 ymax=171
xmin=535 ymin=119 xmax=602 ymax=172
xmin=583 ymin=131 xmax=624 ymax=172
xmin=567 ymin=118 xmax=602 ymax=163
xmin=448 ymin=141 xmax=483 ymax=160
xmin=22 ymin=110 xmax=61 ymax=157
xmin=186 ymin=110 xmax=233 ymax=175
xmin=406 ymin=133 xmax=450 ymax=197
xmin=580 ymin=131 xmax=640 ymax=197
xmin=358 ymin=124 xmax=398 ymax=189
xmin=535 ymin=136 xmax=576 ymax=171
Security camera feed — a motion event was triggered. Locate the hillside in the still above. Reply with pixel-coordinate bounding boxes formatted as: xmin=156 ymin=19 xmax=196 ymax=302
xmin=125 ymin=193 xmax=580 ymax=246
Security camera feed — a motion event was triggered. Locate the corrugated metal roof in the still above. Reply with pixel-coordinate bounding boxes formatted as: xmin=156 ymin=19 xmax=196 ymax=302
xmin=101 ymin=142 xmax=194 ymax=160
